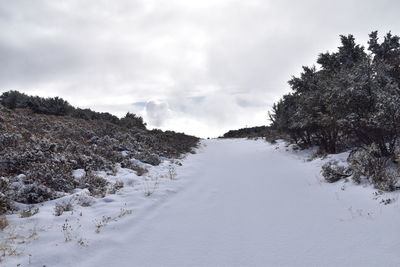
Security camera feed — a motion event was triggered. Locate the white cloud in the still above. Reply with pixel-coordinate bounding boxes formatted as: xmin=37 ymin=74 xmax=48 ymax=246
xmin=145 ymin=100 xmax=171 ymax=127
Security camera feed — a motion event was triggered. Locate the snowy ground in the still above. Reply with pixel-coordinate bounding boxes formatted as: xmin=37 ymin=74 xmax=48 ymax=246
xmin=1 ymin=139 xmax=400 ymax=266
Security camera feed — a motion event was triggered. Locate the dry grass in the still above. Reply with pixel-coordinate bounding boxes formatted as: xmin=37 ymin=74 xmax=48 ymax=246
xmin=143 ymin=176 xmax=160 ymax=197
xmin=0 ymin=228 xmax=22 ymax=263
xmin=0 ymin=216 xmax=8 ymax=231
xmin=94 ymin=216 xmax=112 ymax=234
xmin=167 ymin=165 xmax=177 ymax=180
xmin=117 ymin=207 xmax=133 ymax=218
xmin=61 ymin=219 xmax=73 ymax=242
xmin=0 ymin=225 xmax=40 ymax=263
xmin=94 ymin=205 xmax=133 ymax=234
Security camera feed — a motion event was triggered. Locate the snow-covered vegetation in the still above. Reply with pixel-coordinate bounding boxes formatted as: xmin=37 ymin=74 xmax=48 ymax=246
xmin=0 ymin=155 xmax=190 ymax=265
xmin=267 ymin=31 xmax=400 ymax=191
xmin=221 ymin=126 xmax=273 ymax=139
xmin=2 ymin=139 xmax=399 ymax=266
xmin=0 ymin=93 xmax=199 ymax=216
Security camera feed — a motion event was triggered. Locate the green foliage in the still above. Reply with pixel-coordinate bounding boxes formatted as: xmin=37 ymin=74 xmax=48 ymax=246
xmin=270 ymin=32 xmax=400 ymax=156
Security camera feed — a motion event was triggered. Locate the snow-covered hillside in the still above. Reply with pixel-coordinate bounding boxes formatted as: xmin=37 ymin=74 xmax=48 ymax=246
xmin=2 ymin=139 xmax=400 ymax=266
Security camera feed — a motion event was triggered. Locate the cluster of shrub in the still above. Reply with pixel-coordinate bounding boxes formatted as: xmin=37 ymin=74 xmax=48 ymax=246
xmin=222 ymin=126 xmax=270 ymax=138
xmin=0 ymin=90 xmax=146 ymax=130
xmin=268 ymin=31 xmax=400 ymax=191
xmin=0 ymin=93 xmax=199 ymax=214
xmin=221 ymin=126 xmax=286 ymax=144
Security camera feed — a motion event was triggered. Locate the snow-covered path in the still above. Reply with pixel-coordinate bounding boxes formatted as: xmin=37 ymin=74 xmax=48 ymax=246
xmin=4 ymin=139 xmax=400 ymax=266
xmin=80 ymin=139 xmax=399 ymax=267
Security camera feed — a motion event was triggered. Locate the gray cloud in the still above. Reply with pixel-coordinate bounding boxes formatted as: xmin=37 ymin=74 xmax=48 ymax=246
xmin=1 ymin=0 xmax=400 ymax=137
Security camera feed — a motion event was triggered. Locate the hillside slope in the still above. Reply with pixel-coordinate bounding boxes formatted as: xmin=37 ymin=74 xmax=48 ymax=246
xmin=0 ymin=103 xmax=198 ymax=211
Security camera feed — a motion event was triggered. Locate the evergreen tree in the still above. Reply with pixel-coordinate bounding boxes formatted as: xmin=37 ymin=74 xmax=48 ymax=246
xmin=270 ymin=31 xmax=400 ymax=156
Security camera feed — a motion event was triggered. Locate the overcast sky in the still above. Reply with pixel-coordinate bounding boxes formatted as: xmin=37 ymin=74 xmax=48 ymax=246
xmin=1 ymin=0 xmax=400 ymax=137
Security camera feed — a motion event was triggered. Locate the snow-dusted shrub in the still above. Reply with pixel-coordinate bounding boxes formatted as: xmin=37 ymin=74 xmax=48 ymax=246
xmin=25 ymin=163 xmax=75 ymax=193
xmin=264 ymin=129 xmax=287 ymax=144
xmin=0 ymin=90 xmax=30 ymax=109
xmin=222 ymin=126 xmax=275 ymax=139
xmin=28 ymin=96 xmax=73 ymax=116
xmin=9 ymin=180 xmax=60 ymax=204
xmin=321 ymin=160 xmax=351 ymax=183
xmin=119 ymin=112 xmax=146 ymax=130
xmin=73 ymin=152 xmax=110 ymax=171
xmin=0 ymin=177 xmax=9 ymax=215
xmin=73 ymin=191 xmax=96 ymax=207
xmin=0 ymin=194 xmax=7 ymax=215
xmin=54 ymin=202 xmax=73 ymax=216
xmin=135 ymin=152 xmax=160 ymax=166
xmin=0 ymin=134 xmax=21 ymax=151
xmin=348 ymin=145 xmax=399 ymax=191
xmin=1 ymin=153 xmax=71 ymax=205
xmin=121 ymin=159 xmax=148 ymax=176
xmin=79 ymin=172 xmax=108 ymax=197
xmin=20 ymin=206 xmax=39 ymax=218
xmin=91 ymin=135 xmax=118 ymax=147
xmin=108 ymin=180 xmax=124 ymax=194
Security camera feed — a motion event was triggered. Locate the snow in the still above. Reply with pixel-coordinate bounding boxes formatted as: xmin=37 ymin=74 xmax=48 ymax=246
xmin=2 ymin=139 xmax=400 ymax=266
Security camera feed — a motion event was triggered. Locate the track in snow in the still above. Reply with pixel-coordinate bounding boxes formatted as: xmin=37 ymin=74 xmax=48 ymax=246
xmin=80 ymin=139 xmax=400 ymax=267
